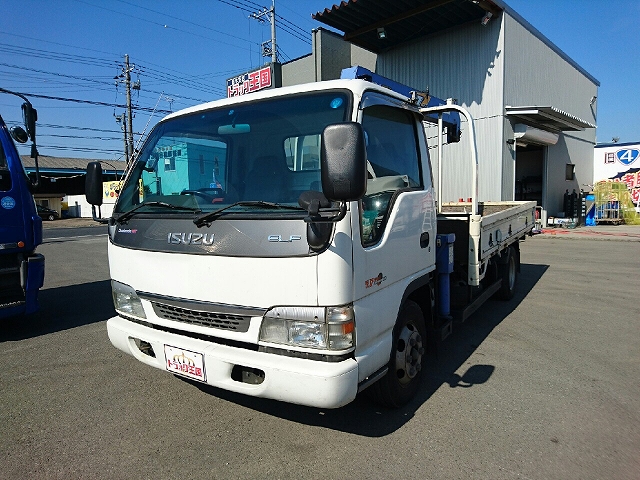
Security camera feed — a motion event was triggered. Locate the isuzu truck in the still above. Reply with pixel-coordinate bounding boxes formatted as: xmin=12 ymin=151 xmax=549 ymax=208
xmin=86 ymin=68 xmax=535 ymax=408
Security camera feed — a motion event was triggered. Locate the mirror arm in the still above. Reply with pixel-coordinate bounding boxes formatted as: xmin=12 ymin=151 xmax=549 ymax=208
xmin=91 ymin=205 xmax=109 ymax=224
xmin=303 ymin=202 xmax=347 ymax=224
xmin=30 ymin=143 xmax=41 ymax=189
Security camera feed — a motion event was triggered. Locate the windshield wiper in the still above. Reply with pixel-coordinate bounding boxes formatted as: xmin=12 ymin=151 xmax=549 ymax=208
xmin=117 ymin=201 xmax=202 ymax=224
xmin=193 ymin=201 xmax=304 ymax=227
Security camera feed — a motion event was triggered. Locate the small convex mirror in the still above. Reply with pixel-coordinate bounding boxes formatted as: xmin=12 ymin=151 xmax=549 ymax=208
xmin=10 ymin=126 xmax=29 ymax=144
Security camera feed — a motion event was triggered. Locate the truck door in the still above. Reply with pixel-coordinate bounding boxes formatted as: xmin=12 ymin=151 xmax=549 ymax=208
xmin=352 ymin=93 xmax=437 ymax=343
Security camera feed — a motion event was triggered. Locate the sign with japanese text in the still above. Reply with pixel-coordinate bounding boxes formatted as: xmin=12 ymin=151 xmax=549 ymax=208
xmin=594 ymin=143 xmax=640 ymax=212
xmin=226 ymin=64 xmax=281 ymax=98
xmin=103 ymin=181 xmax=122 ymax=201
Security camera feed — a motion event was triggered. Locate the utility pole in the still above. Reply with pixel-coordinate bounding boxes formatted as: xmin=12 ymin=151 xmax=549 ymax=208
xmin=124 ymin=54 xmax=135 ymax=163
xmin=115 ymin=114 xmax=129 ymax=162
xmin=250 ymin=0 xmax=277 ymax=63
xmin=115 ymin=54 xmax=139 ymax=165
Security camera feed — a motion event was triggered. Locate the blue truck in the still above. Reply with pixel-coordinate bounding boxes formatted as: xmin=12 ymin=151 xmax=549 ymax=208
xmin=0 ymin=88 xmax=44 ymax=318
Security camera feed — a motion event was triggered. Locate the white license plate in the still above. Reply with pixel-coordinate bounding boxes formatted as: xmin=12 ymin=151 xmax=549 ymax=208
xmin=164 ymin=345 xmax=206 ymax=382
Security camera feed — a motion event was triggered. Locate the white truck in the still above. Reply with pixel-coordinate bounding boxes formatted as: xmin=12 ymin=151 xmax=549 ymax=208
xmin=86 ymin=67 xmax=535 ymax=408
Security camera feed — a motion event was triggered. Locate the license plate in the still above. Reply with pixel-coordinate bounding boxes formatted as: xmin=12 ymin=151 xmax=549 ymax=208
xmin=164 ymin=345 xmax=206 ymax=382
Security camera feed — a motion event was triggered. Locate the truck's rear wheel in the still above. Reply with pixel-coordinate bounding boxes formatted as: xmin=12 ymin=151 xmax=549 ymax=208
xmin=497 ymin=245 xmax=518 ymax=300
xmin=370 ymin=300 xmax=426 ymax=407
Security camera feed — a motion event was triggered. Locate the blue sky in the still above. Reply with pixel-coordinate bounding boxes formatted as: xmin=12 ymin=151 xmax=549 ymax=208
xmin=1 ymin=0 xmax=638 ymax=161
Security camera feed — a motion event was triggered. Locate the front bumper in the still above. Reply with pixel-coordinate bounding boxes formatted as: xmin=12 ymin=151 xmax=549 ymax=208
xmin=107 ymin=316 xmax=359 ymax=408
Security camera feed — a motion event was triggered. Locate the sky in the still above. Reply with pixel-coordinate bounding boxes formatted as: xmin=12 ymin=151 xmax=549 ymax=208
xmin=1 ymin=0 xmax=638 ymax=162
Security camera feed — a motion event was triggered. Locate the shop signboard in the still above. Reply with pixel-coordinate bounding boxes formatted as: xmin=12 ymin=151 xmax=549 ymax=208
xmin=226 ymin=63 xmax=282 ymax=98
xmin=594 ymin=142 xmax=640 ymax=211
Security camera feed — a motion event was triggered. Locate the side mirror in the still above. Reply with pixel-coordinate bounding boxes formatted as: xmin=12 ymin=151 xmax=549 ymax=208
xmin=10 ymin=126 xmax=29 ymax=144
xmin=321 ymin=122 xmax=367 ymax=202
xmin=21 ymin=102 xmax=37 ymax=142
xmin=85 ymin=162 xmax=104 ymax=206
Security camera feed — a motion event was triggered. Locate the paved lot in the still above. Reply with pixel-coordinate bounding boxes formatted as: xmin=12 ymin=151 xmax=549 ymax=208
xmin=0 ymin=233 xmax=638 ymax=479
xmin=42 ymin=217 xmax=105 ymax=229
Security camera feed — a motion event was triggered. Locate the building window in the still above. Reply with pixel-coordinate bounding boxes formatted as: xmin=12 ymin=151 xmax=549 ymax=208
xmin=565 ymin=164 xmax=575 ymax=181
xmin=164 ymin=150 xmax=176 ymax=171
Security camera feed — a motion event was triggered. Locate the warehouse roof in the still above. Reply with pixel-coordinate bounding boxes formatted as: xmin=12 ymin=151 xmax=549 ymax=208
xmin=505 ymin=106 xmax=597 ymax=132
xmin=313 ymin=0 xmax=599 ymax=86
xmin=21 ymin=156 xmax=127 ymax=175
xmin=313 ymin=0 xmax=504 ymax=53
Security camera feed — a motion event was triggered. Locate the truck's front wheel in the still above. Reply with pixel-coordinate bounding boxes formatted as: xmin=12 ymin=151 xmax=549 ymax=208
xmin=370 ymin=300 xmax=426 ymax=407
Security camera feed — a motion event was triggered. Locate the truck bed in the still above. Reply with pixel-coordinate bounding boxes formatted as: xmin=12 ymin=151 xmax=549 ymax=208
xmin=437 ymin=201 xmax=537 ymax=286
xmin=441 ymin=202 xmax=522 ymax=216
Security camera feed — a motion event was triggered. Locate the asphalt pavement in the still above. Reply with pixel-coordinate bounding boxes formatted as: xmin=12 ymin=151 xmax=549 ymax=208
xmin=1 ymin=219 xmax=638 ymax=479
xmin=536 ymin=224 xmax=640 ymax=241
xmin=42 ymin=217 xmax=105 ymax=229
xmin=44 ymin=216 xmax=640 ymax=240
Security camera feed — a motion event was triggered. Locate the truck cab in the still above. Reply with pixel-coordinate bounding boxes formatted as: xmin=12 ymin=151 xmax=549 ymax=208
xmin=0 ymin=91 xmax=44 ymax=318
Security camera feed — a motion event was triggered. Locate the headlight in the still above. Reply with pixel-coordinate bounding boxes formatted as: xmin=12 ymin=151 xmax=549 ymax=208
xmin=259 ymin=305 xmax=354 ymax=351
xmin=111 ymin=280 xmax=146 ymax=319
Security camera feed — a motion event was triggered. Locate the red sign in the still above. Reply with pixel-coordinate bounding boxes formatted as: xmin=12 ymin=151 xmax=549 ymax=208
xmin=227 ymin=66 xmax=272 ymax=97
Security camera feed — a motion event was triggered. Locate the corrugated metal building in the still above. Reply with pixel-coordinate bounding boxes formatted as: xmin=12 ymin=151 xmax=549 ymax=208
xmin=283 ymin=0 xmax=598 ymax=226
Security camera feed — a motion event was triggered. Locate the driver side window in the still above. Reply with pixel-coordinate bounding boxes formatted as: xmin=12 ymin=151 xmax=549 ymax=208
xmin=360 ymin=104 xmax=422 ymax=246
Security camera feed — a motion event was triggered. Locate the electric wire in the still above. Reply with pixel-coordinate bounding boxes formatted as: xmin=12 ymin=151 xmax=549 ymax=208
xmin=113 ymin=0 xmax=258 ymax=47
xmin=2 ymin=2 xmax=318 ymax=159
xmin=6 ymin=91 xmax=173 ymax=114
xmin=73 ymin=0 xmax=260 ymax=55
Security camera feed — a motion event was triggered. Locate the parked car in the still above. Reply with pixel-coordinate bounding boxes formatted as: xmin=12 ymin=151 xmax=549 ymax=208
xmin=36 ymin=204 xmax=59 ymax=221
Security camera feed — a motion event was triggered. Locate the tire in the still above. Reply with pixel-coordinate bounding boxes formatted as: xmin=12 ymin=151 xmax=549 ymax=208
xmin=497 ymin=245 xmax=518 ymax=300
xmin=47 ymin=214 xmax=55 ymax=221
xmin=369 ymin=300 xmax=427 ymax=408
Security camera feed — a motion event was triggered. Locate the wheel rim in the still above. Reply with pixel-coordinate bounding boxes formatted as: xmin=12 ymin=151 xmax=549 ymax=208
xmin=395 ymin=323 xmax=424 ymax=385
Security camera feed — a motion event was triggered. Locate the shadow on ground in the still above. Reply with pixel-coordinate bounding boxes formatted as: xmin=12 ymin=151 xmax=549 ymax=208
xmin=186 ymin=262 xmax=549 ymax=437
xmin=0 ymin=280 xmax=114 ymax=342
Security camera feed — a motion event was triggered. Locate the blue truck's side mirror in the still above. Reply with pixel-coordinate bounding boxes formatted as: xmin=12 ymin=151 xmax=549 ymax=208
xmin=21 ymin=102 xmax=37 ymax=142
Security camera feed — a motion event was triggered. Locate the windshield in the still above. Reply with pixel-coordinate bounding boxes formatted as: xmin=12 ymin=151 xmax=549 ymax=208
xmin=115 ymin=90 xmax=351 ymax=217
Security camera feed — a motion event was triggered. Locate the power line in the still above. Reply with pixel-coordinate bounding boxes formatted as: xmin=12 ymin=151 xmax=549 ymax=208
xmin=113 ymin=0 xmax=258 ymax=47
xmin=276 ymin=20 xmax=312 ymax=45
xmin=40 ymin=133 xmax=123 ymax=141
xmin=0 ymin=38 xmax=227 ymax=96
xmin=276 ymin=14 xmax=311 ymax=38
xmin=9 ymin=91 xmax=173 ymax=114
xmin=0 ymin=30 xmax=120 ymax=58
xmin=215 ymin=0 xmax=254 ymax=15
xmin=34 ymin=144 xmax=123 ymax=154
xmin=4 ymin=120 xmax=137 ymax=135
xmin=0 ymin=62 xmax=115 ymax=87
xmin=0 ymin=42 xmax=117 ymax=68
xmin=73 ymin=0 xmax=260 ymax=55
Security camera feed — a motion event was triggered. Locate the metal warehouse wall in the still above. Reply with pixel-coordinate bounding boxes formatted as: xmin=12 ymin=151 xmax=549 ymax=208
xmin=377 ymin=16 xmax=506 ymax=203
xmin=377 ymin=11 xmax=598 ymax=213
xmin=503 ymin=14 xmax=598 ymax=216
xmin=282 ymin=54 xmax=315 ymax=86
xmin=282 ymin=29 xmax=377 ymax=86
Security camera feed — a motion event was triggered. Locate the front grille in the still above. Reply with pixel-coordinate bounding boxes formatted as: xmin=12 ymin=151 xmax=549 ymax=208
xmin=151 ymin=302 xmax=251 ymax=333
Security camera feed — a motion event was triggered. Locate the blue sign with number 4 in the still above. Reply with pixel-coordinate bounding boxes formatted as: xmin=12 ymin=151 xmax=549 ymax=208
xmin=616 ymin=149 xmax=639 ymax=166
